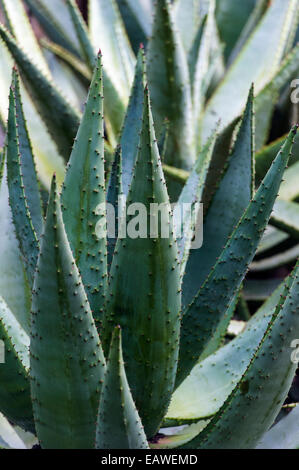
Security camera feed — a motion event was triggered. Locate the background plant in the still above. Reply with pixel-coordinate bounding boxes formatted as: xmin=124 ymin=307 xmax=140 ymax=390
xmin=0 ymin=0 xmax=298 ymax=450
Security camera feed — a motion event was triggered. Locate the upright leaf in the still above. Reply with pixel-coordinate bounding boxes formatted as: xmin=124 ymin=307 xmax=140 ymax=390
xmin=96 ymin=327 xmax=149 ymax=449
xmin=6 ymin=71 xmax=41 ymax=287
xmin=174 ymin=128 xmax=217 ymax=275
xmin=61 ymin=52 xmax=107 ymax=327
xmin=147 ymin=0 xmax=195 ymax=170
xmin=106 ymin=145 xmax=122 ymax=269
xmin=66 ymin=0 xmax=126 ymax=144
xmin=174 ymin=0 xmax=201 ymax=53
xmin=0 ymin=23 xmax=81 ymax=161
xmin=31 ymin=177 xmax=106 ymax=449
xmin=103 ymin=87 xmax=181 ymax=438
xmin=177 ymin=126 xmax=297 ymax=387
xmin=183 ymin=87 xmax=255 ymax=309
xmin=120 ymin=46 xmax=146 ymax=196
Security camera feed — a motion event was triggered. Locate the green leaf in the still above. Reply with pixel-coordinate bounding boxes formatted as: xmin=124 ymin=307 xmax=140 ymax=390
xmin=167 ymin=281 xmax=284 ymax=424
xmin=31 ymin=176 xmax=106 ymax=449
xmin=183 ymin=86 xmax=254 ymax=309
xmin=107 ymin=145 xmax=122 ymax=269
xmin=0 ymin=164 xmax=31 ymax=333
xmin=103 ymin=87 xmax=181 ymax=438
xmin=271 ymin=199 xmax=299 ymax=240
xmin=66 ymin=0 xmax=126 ymax=145
xmin=88 ymin=0 xmax=135 ymax=104
xmin=147 ymin=0 xmax=195 ymax=170
xmin=61 ymin=52 xmax=107 ymax=328
xmin=96 ymin=327 xmax=149 ymax=449
xmin=174 ymin=128 xmax=217 ymax=275
xmin=177 ymin=126 xmax=297 ymax=388
xmin=202 ymin=0 xmax=298 ymax=142
xmin=6 ymin=70 xmax=41 ymax=287
xmin=0 ymin=296 xmax=34 ymax=433
xmin=24 ymin=0 xmax=81 ymax=57
xmin=255 ymin=43 xmax=299 ymax=151
xmin=182 ymin=259 xmax=299 ymax=449
xmin=0 ymin=23 xmax=81 ymax=161
xmin=256 ymin=406 xmax=299 ymax=449
xmin=120 ymin=46 xmax=146 ymax=196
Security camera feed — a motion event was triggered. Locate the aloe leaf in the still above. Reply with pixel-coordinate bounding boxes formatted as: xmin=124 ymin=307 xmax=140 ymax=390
xmin=183 ymin=87 xmax=255 ymax=309
xmin=0 ymin=23 xmax=81 ymax=161
xmin=167 ymin=282 xmax=284 ymax=424
xmin=271 ymin=199 xmax=299 ymax=240
xmin=24 ymin=0 xmax=81 ymax=57
xmin=256 ymin=406 xmax=299 ymax=449
xmin=9 ymin=71 xmax=43 ymax=238
xmin=0 ymin=296 xmax=34 ymax=434
xmin=88 ymin=0 xmax=135 ymax=104
xmin=107 ymin=145 xmax=122 ymax=269
xmin=174 ymin=128 xmax=217 ymax=275
xmin=255 ymin=43 xmax=299 ymax=151
xmin=251 ymin=244 xmax=299 ymax=272
xmin=103 ymin=87 xmax=181 ymax=438
xmin=61 ymin=52 xmax=107 ymax=328
xmin=31 ymin=176 xmax=106 ymax=449
xmin=6 ymin=72 xmax=40 ymax=287
xmin=0 ymin=413 xmax=27 ymax=449
xmin=119 ymin=46 xmax=146 ymax=196
xmin=96 ymin=327 xmax=149 ymax=449
xmin=174 ymin=0 xmax=201 ymax=53
xmin=177 ymin=126 xmax=297 ymax=387
xmin=192 ymin=1 xmax=215 ymax=136
xmin=215 ymin=0 xmax=257 ymax=62
xmin=182 ymin=259 xmax=299 ymax=449
xmin=147 ymin=0 xmax=195 ymax=171
xmin=202 ymin=0 xmax=298 ymax=141
xmin=0 ymin=164 xmax=31 ymax=333
xmin=67 ymin=0 xmax=126 ymax=145
xmin=0 ymin=0 xmax=50 ymax=77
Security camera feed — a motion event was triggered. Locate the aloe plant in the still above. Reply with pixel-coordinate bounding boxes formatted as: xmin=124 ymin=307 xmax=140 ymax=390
xmin=0 ymin=0 xmax=298 ymax=450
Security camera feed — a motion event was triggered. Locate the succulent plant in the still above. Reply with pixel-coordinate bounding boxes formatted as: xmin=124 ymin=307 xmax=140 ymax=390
xmin=0 ymin=0 xmax=298 ymax=450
